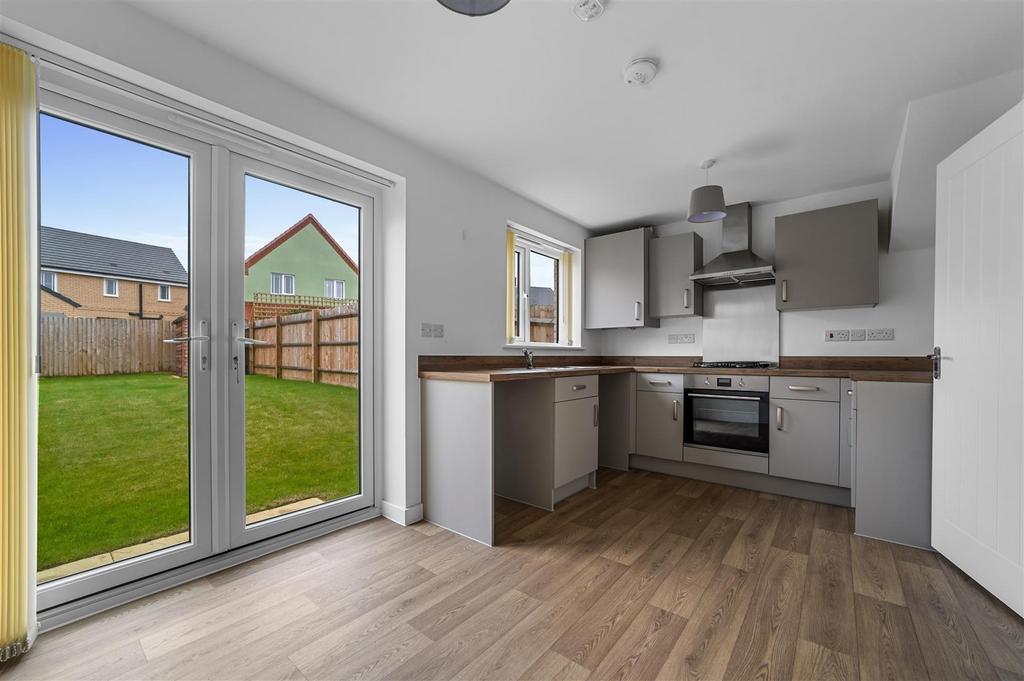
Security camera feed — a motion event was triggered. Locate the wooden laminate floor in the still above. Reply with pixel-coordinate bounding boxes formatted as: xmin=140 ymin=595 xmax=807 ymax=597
xmin=6 ymin=469 xmax=1023 ymax=680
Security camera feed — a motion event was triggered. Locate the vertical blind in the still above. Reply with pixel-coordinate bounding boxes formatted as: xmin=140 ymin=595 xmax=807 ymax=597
xmin=505 ymin=229 xmax=516 ymax=343
xmin=0 ymin=42 xmax=37 ymax=663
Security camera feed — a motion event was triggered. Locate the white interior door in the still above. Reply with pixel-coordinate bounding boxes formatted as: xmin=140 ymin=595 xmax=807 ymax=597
xmin=933 ymin=101 xmax=1024 ymax=616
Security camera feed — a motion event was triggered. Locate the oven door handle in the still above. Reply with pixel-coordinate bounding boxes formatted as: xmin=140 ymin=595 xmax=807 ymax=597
xmin=686 ymin=393 xmax=763 ymax=401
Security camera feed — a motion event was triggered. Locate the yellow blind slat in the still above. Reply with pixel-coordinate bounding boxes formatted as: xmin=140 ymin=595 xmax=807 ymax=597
xmin=505 ymin=229 xmax=516 ymax=343
xmin=0 ymin=41 xmax=36 ymax=663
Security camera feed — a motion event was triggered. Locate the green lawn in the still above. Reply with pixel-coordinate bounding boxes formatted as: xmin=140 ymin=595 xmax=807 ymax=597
xmin=38 ymin=373 xmax=359 ymax=570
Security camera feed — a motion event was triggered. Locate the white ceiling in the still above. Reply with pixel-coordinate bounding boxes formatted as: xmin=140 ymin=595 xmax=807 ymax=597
xmin=129 ymin=0 xmax=1023 ymax=230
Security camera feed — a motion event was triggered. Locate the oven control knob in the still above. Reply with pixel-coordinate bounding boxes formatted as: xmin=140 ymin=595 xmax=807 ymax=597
xmin=739 ymin=378 xmax=745 ymax=387
xmin=704 ymin=377 xmax=710 ymax=386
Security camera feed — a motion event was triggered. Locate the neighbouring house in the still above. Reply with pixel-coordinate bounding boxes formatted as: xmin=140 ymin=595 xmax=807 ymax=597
xmin=39 ymin=226 xmax=189 ymax=319
xmin=244 ymin=213 xmax=359 ymax=321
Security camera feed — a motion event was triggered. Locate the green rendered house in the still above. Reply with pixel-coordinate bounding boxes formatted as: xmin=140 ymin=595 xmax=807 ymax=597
xmin=244 ymin=213 xmax=359 ymax=306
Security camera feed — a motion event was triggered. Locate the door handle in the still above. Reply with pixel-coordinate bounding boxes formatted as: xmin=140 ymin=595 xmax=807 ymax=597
xmin=776 ymin=406 xmax=784 ymax=430
xmin=927 ymin=345 xmax=946 ymax=380
xmin=648 ymin=380 xmax=672 ymax=386
xmin=634 ymin=301 xmax=642 ymax=321
xmin=683 ymin=288 xmax=690 ymax=309
xmin=232 ymin=322 xmax=273 ymax=384
xmin=672 ymin=399 xmax=680 ymax=421
xmin=780 ymin=280 xmax=789 ymax=303
xmin=163 ymin=320 xmax=208 ymax=372
xmin=787 ymin=385 xmax=820 ymax=392
xmin=594 ymin=402 xmax=599 ymax=427
xmin=572 ymin=384 xmax=588 ymax=391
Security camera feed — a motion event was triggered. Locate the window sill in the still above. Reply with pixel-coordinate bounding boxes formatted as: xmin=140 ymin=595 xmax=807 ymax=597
xmin=503 ymin=343 xmax=587 ymax=351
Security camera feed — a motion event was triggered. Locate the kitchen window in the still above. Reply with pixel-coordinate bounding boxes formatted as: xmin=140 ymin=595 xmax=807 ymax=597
xmin=40 ymin=270 xmax=57 ymax=291
xmin=505 ymin=226 xmax=579 ymax=347
xmin=103 ymin=278 xmax=118 ymax=297
xmin=158 ymin=284 xmax=171 ymax=302
xmin=271 ymin=272 xmax=295 ymax=295
xmin=324 ymin=278 xmax=345 ymax=299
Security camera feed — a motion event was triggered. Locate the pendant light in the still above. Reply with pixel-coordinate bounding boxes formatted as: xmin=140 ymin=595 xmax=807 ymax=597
xmin=688 ymin=159 xmax=728 ymax=223
xmin=437 ymin=0 xmax=511 ymax=16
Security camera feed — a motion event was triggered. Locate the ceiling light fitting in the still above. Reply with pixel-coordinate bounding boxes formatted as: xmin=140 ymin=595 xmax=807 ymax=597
xmin=623 ymin=58 xmax=658 ymax=86
xmin=688 ymin=159 xmax=728 ymax=223
xmin=573 ymin=0 xmax=605 ymax=22
xmin=436 ymin=0 xmax=511 ymax=17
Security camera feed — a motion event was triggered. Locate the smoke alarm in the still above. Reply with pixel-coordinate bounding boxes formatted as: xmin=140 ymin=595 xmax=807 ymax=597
xmin=623 ymin=58 xmax=658 ymax=86
xmin=573 ymin=0 xmax=605 ymax=22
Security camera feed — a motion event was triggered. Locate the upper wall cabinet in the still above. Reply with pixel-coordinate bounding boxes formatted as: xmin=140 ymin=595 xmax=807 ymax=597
xmin=585 ymin=227 xmax=659 ymax=329
xmin=775 ymin=199 xmax=879 ymax=311
xmin=650 ymin=232 xmax=704 ymax=318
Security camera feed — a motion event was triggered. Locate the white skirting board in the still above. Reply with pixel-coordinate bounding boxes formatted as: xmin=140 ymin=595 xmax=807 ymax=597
xmin=381 ymin=500 xmax=424 ymax=526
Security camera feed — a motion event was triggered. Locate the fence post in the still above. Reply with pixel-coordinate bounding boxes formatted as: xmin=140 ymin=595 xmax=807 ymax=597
xmin=275 ymin=315 xmax=283 ymax=379
xmin=310 ymin=308 xmax=320 ymax=384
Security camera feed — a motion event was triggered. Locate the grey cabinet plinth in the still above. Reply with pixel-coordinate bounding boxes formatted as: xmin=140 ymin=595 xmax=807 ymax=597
xmin=584 ymin=227 xmax=659 ymax=329
xmin=769 ymin=398 xmax=841 ymax=486
xmin=650 ymin=232 xmax=704 ymax=318
xmin=775 ymin=199 xmax=879 ymax=311
xmin=636 ymin=390 xmax=684 ymax=462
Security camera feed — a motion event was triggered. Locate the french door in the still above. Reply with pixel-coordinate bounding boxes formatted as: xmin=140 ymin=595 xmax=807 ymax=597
xmin=37 ymin=78 xmax=376 ymax=610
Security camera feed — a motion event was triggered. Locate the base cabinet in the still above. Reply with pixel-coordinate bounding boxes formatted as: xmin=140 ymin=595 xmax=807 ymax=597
xmin=636 ymin=390 xmax=683 ymax=461
xmin=769 ymin=398 xmax=840 ymax=486
xmin=554 ymin=397 xmax=599 ymax=488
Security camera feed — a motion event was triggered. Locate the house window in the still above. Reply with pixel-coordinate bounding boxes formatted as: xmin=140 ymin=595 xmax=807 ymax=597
xmin=103 ymin=278 xmax=119 ymax=297
xmin=158 ymin=284 xmax=171 ymax=302
xmin=324 ymin=279 xmax=345 ymax=299
xmin=271 ymin=272 xmax=295 ymax=295
xmin=40 ymin=270 xmax=57 ymax=291
xmin=506 ymin=226 xmax=579 ymax=347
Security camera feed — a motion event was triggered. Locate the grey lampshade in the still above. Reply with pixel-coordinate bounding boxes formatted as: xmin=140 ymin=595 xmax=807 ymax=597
xmin=688 ymin=185 xmax=727 ymax=223
xmin=437 ymin=0 xmax=511 ymax=15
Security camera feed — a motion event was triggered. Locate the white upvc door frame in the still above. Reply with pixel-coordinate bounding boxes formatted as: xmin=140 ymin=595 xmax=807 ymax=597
xmin=36 ymin=89 xmax=216 ymax=612
xmin=225 ymin=151 xmax=379 ymax=549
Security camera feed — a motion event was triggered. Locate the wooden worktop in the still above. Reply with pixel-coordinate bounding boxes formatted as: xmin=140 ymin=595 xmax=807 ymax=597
xmin=417 ymin=355 xmax=933 ymax=384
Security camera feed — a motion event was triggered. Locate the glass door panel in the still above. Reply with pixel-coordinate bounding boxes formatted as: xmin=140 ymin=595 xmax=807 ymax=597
xmin=228 ymin=154 xmax=374 ymax=547
xmin=36 ymin=92 xmax=213 ymax=609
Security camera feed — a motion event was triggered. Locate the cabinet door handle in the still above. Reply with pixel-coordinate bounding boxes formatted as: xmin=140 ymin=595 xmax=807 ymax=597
xmin=781 ymin=280 xmax=789 ymax=303
xmin=594 ymin=402 xmax=599 ymax=427
xmin=572 ymin=384 xmax=587 ymax=391
xmin=683 ymin=288 xmax=690 ymax=309
xmin=788 ymin=385 xmax=820 ymax=392
xmin=672 ymin=399 xmax=680 ymax=421
xmin=648 ymin=380 xmax=672 ymax=386
xmin=634 ymin=301 xmax=642 ymax=321
xmin=776 ymin=406 xmax=784 ymax=430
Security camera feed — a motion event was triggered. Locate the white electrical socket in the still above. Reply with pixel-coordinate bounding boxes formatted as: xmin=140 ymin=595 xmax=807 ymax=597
xmin=866 ymin=327 xmax=895 ymax=341
xmin=825 ymin=329 xmax=850 ymax=342
xmin=421 ymin=322 xmax=433 ymax=338
xmin=432 ymin=323 xmax=445 ymax=338
xmin=849 ymin=328 xmax=866 ymax=341
xmin=667 ymin=334 xmax=678 ymax=344
xmin=679 ymin=333 xmax=696 ymax=344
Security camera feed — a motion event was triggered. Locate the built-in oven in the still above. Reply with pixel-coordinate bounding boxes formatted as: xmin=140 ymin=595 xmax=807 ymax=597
xmin=683 ymin=375 xmax=770 ymax=455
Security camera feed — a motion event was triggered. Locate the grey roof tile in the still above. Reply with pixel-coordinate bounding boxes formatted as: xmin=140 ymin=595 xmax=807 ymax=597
xmin=40 ymin=226 xmax=188 ymax=285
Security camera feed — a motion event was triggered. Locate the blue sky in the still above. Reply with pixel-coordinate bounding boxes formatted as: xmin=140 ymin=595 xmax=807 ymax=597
xmin=40 ymin=113 xmax=360 ymax=271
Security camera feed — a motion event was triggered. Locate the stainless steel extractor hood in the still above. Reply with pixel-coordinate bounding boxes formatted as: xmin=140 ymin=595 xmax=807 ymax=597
xmin=689 ymin=202 xmax=775 ymax=286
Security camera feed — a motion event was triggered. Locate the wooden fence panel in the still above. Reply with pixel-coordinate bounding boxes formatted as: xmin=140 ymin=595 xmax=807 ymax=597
xmin=40 ymin=316 xmax=177 ymax=377
xmin=249 ymin=305 xmax=359 ymax=388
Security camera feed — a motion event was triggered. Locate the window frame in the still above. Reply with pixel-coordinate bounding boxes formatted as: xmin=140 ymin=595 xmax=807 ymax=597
xmin=507 ymin=227 xmax=579 ymax=349
xmin=270 ymin=272 xmax=295 ymax=296
xmin=324 ymin=278 xmax=345 ymax=299
xmin=40 ymin=270 xmax=58 ymax=291
xmin=103 ymin=277 xmax=119 ymax=297
xmin=157 ymin=284 xmax=172 ymax=302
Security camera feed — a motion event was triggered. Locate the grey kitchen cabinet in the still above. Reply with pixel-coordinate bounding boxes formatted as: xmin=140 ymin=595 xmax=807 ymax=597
xmin=554 ymin=396 xmax=599 ymax=488
xmin=650 ymin=232 xmax=704 ymax=318
xmin=769 ymin=397 xmax=841 ymax=486
xmin=775 ymin=199 xmax=879 ymax=311
xmin=584 ymin=227 xmax=659 ymax=329
xmin=636 ymin=390 xmax=683 ymax=461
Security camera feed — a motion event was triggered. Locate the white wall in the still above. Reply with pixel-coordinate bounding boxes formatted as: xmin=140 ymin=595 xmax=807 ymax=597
xmin=1 ymin=1 xmax=598 ymax=521
xmin=603 ymin=180 xmax=937 ymax=358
